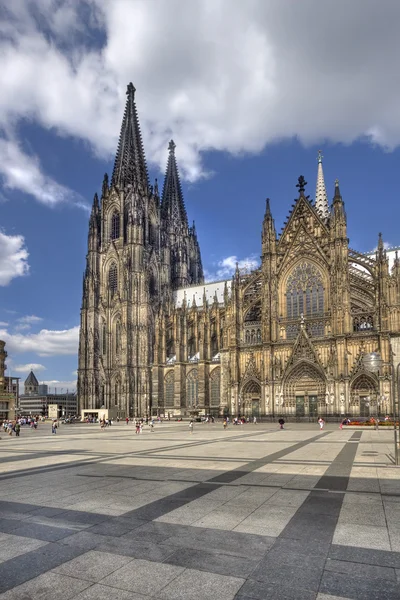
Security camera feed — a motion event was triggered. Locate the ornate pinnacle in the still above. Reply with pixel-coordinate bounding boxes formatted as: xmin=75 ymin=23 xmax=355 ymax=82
xmin=317 ymin=149 xmax=323 ymax=164
xmin=126 ymin=82 xmax=136 ymax=97
xmin=168 ymin=139 xmax=176 ymax=154
xmin=296 ymin=175 xmax=307 ymax=194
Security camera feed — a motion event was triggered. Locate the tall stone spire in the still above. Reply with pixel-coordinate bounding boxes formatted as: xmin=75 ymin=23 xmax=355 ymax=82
xmin=111 ymin=83 xmax=149 ymax=192
xmin=315 ymin=150 xmax=329 ymax=222
xmin=161 ymin=140 xmax=188 ymax=228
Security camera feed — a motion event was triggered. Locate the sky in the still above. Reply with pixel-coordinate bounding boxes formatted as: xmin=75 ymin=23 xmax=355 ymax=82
xmin=1 ymin=0 xmax=400 ymax=392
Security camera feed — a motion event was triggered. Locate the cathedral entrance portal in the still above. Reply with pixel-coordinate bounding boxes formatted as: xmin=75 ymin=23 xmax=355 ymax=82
xmin=241 ymin=380 xmax=261 ymax=418
xmin=283 ymin=361 xmax=325 ymax=417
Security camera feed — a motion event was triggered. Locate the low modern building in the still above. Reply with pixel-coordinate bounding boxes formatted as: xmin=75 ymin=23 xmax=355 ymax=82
xmin=19 ymin=371 xmax=78 ymax=417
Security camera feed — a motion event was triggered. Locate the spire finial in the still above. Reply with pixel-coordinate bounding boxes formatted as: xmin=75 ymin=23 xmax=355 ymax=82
xmin=126 ymin=82 xmax=136 ymax=97
xmin=265 ymin=197 xmax=271 ymax=217
xmin=168 ymin=139 xmax=176 ymax=154
xmin=317 ymin=149 xmax=323 ymax=164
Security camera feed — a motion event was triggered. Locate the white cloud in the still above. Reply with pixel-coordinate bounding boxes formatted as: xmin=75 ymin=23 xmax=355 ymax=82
xmin=14 ymin=363 xmax=46 ymax=373
xmin=0 ymin=321 xmax=8 ymax=326
xmin=0 ymin=138 xmax=88 ymax=209
xmin=14 ymin=323 xmax=31 ymax=332
xmin=0 ymin=230 xmax=29 ymax=286
xmin=205 ymin=254 xmax=260 ymax=281
xmin=1 ymin=0 xmax=400 ymax=191
xmin=17 ymin=315 xmax=43 ymax=324
xmin=13 ymin=315 xmax=43 ymax=332
xmin=41 ymin=380 xmax=77 ymax=393
xmin=0 ymin=325 xmax=79 ymax=357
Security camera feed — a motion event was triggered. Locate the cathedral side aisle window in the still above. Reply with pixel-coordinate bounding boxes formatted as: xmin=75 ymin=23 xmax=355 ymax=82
xmin=111 ymin=211 xmax=120 ymax=240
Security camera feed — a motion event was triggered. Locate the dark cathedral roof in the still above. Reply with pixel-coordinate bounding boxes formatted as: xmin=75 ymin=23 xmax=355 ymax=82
xmin=25 ymin=370 xmax=39 ymax=387
xmin=111 ymin=83 xmax=149 ymax=192
xmin=161 ymin=140 xmax=188 ymax=228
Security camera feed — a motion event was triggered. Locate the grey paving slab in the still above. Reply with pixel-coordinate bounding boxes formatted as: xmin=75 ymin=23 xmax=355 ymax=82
xmin=324 ymin=558 xmax=396 ymax=580
xmin=87 ymin=516 xmax=146 ymax=536
xmin=319 ymin=570 xmax=400 ymax=600
xmin=59 ymin=530 xmax=114 ymax=551
xmin=0 ymin=543 xmax=86 ymax=593
xmin=72 ymin=583 xmax=149 ymax=600
xmin=157 ymin=568 xmax=245 ymax=600
xmin=0 ymin=533 xmax=48 ymax=563
xmin=165 ymin=527 xmax=275 ymax=558
xmin=237 ymin=578 xmax=317 ymax=600
xmin=165 ymin=546 xmax=260 ymax=577
xmin=101 ymin=558 xmax=184 ymax=595
xmin=52 ymin=549 xmax=133 ymax=581
xmin=98 ymin=536 xmax=177 ymax=561
xmin=0 ymin=572 xmax=92 ymax=600
xmin=0 ymin=518 xmax=25 ymax=534
xmin=11 ymin=522 xmax=76 ymax=542
xmin=249 ymin=561 xmax=324 ymax=592
xmin=329 ymin=544 xmax=400 ymax=568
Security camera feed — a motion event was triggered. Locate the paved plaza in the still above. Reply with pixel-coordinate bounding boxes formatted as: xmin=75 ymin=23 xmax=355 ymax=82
xmin=0 ymin=421 xmax=399 ymax=599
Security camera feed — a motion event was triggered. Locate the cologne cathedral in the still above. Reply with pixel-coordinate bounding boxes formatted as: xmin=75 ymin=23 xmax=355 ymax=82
xmin=78 ymin=83 xmax=400 ymax=419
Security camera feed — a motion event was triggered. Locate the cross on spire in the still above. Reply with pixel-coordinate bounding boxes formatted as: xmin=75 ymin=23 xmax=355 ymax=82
xmin=296 ymin=175 xmax=307 ymax=193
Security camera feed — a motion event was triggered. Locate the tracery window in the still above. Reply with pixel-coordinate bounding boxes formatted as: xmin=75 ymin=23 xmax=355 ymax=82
xmin=186 ymin=369 xmax=198 ymax=408
xmin=353 ymin=315 xmax=374 ymax=332
xmin=111 ymin=211 xmax=120 ymax=240
xmin=286 ymin=263 xmax=324 ymax=319
xmin=210 ymin=368 xmax=221 ymax=407
xmin=165 ymin=371 xmax=174 ymax=408
xmin=245 ymin=302 xmax=261 ymax=322
xmin=109 ymin=263 xmax=118 ymax=295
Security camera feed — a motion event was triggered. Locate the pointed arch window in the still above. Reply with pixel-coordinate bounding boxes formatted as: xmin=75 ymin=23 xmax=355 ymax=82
xmin=111 ymin=211 xmax=120 ymax=240
xmin=286 ymin=263 xmax=324 ymax=320
xmin=165 ymin=371 xmax=174 ymax=408
xmin=109 ymin=263 xmax=118 ymax=295
xmin=186 ymin=369 xmax=198 ymax=409
xmin=210 ymin=368 xmax=221 ymax=407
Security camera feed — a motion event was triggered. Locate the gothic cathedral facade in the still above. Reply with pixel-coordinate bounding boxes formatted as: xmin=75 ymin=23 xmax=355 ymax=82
xmin=78 ymin=84 xmax=400 ymax=419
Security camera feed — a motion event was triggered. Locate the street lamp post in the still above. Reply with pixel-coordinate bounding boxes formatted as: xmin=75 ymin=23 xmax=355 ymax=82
xmin=363 ymin=352 xmax=399 ymax=465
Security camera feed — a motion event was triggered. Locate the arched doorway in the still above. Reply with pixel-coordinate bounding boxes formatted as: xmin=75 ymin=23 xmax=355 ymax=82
xmin=283 ymin=361 xmax=326 ymax=417
xmin=241 ymin=380 xmax=261 ymax=418
xmin=350 ymin=372 xmax=378 ymax=417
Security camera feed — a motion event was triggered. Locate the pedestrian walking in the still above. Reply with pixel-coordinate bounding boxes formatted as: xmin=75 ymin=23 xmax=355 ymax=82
xmin=150 ymin=419 xmax=154 ymax=432
xmin=253 ymin=416 xmax=257 ymax=424
xmin=318 ymin=417 xmax=325 ymax=430
xmin=189 ymin=420 xmax=193 ymax=434
xmin=278 ymin=418 xmax=285 ymax=429
xmin=15 ymin=423 xmax=20 ymax=437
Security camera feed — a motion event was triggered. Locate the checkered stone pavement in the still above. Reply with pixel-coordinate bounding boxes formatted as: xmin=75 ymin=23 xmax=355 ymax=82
xmin=0 ymin=421 xmax=399 ymax=599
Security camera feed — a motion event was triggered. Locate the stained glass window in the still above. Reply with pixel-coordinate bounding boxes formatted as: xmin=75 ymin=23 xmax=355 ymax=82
xmin=286 ymin=263 xmax=324 ymax=319
xmin=165 ymin=371 xmax=174 ymax=407
xmin=111 ymin=211 xmax=120 ymax=240
xmin=109 ymin=264 xmax=118 ymax=295
xmin=186 ymin=369 xmax=198 ymax=408
xmin=210 ymin=368 xmax=221 ymax=407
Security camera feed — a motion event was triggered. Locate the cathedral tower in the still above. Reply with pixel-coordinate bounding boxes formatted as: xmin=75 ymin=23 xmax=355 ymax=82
xmin=78 ymin=84 xmax=203 ymax=417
